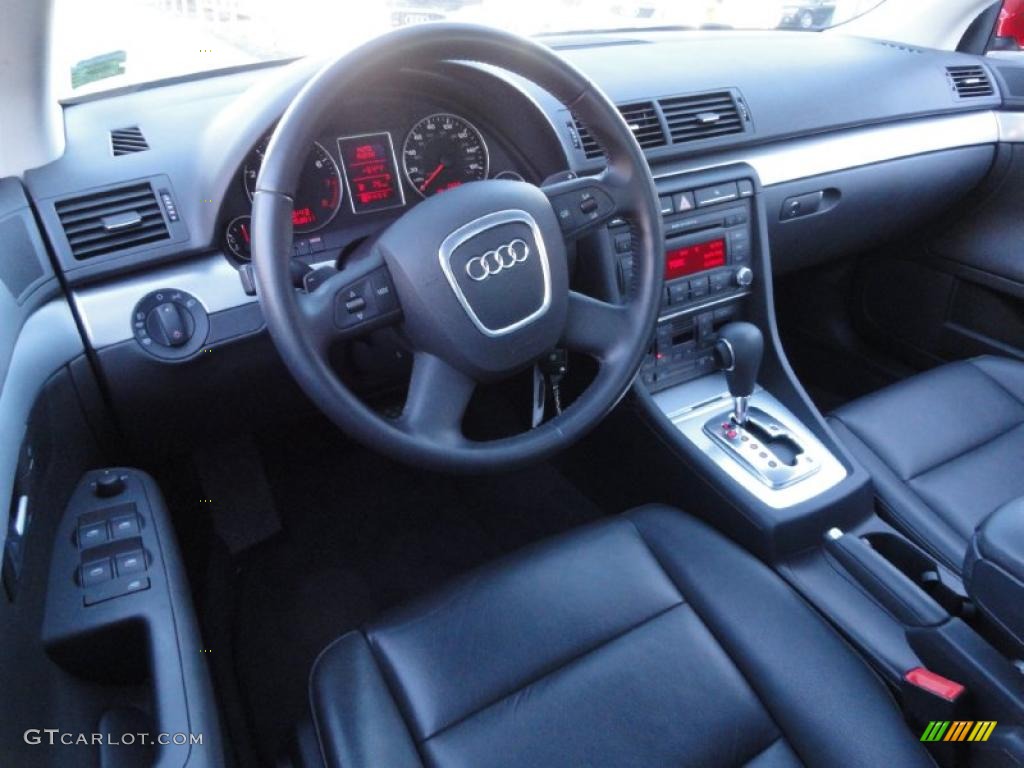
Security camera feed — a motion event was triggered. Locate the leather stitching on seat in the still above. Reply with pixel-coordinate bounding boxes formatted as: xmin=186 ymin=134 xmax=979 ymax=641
xmin=830 ymin=414 xmax=983 ymax=571
xmin=743 ymin=735 xmax=789 ymax=767
xmin=625 ymin=519 xmax=787 ymax=765
xmin=906 ymin=420 xmax=1024 ymax=482
xmin=419 ymin=599 xmax=685 ymax=744
xmin=969 ymin=357 xmax=1024 ymax=407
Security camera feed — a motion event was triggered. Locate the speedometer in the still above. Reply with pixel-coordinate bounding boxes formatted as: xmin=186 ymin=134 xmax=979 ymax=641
xmin=243 ymin=138 xmax=343 ymax=233
xmin=402 ymin=113 xmax=489 ymax=198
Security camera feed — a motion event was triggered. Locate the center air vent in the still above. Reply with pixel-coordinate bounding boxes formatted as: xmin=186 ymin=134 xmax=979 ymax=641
xmin=110 ymin=126 xmax=149 ymax=155
xmin=574 ymin=101 xmax=666 ymax=159
xmin=55 ymin=183 xmax=169 ymax=260
xmin=659 ymin=91 xmax=745 ymax=144
xmin=947 ymin=66 xmax=994 ymax=98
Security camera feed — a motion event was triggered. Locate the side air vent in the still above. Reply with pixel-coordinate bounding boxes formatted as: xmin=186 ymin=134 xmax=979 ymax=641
xmin=110 ymin=126 xmax=149 ymax=155
xmin=55 ymin=183 xmax=169 ymax=260
xmin=659 ymin=91 xmax=746 ymax=144
xmin=947 ymin=66 xmax=994 ymax=98
xmin=574 ymin=101 xmax=666 ymax=159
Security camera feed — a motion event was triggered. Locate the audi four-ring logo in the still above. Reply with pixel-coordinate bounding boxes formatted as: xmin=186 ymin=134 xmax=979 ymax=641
xmin=464 ymin=238 xmax=531 ymax=281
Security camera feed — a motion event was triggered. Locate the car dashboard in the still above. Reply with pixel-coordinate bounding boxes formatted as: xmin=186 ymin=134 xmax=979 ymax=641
xmin=8 ymin=28 xmax=1024 ymax=458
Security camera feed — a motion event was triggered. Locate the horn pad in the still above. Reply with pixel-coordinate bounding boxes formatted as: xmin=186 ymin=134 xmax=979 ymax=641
xmin=378 ymin=180 xmax=569 ymax=381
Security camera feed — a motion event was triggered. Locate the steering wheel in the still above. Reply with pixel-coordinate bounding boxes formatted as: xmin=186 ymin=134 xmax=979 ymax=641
xmin=251 ymin=23 xmax=663 ymax=472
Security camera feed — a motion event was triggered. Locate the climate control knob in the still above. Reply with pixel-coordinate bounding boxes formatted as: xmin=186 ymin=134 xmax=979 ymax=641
xmin=735 ymin=266 xmax=754 ymax=288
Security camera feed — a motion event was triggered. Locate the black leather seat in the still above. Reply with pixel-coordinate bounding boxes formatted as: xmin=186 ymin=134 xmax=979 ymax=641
xmin=830 ymin=355 xmax=1024 ymax=573
xmin=307 ymin=506 xmax=930 ymax=767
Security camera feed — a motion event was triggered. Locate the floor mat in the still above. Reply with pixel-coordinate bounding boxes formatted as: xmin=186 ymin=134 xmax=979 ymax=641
xmin=225 ymin=418 xmax=608 ymax=764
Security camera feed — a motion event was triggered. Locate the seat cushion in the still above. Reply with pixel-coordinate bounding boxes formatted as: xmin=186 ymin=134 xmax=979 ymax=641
xmin=309 ymin=506 xmax=931 ymax=768
xmin=963 ymin=497 xmax=1024 ymax=653
xmin=831 ymin=356 xmax=1024 ymax=572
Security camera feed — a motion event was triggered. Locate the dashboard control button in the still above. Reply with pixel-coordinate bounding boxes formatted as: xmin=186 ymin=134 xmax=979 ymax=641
xmin=131 ymin=289 xmax=209 ymax=360
xmin=345 ymin=297 xmax=367 ymax=314
xmin=669 ymin=282 xmax=689 ymax=304
xmin=695 ymin=183 xmax=739 ymax=207
xmin=735 ymin=267 xmax=754 ymax=287
xmin=710 ymin=272 xmax=730 ymax=293
xmin=738 ymin=180 xmax=755 ymax=197
xmin=690 ymin=276 xmax=710 ymax=300
xmin=673 ymin=191 xmax=696 ymax=212
xmin=146 ymin=302 xmax=192 ymax=347
xmin=613 ymin=233 xmax=632 ymax=254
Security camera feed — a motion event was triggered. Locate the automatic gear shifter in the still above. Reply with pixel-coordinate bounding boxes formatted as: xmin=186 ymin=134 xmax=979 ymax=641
xmin=714 ymin=322 xmax=764 ymax=425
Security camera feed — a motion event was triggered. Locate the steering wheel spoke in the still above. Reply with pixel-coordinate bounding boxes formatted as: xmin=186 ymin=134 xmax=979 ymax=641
xmin=562 ymin=290 xmax=633 ymax=361
xmin=296 ymin=261 xmax=403 ymax=353
xmin=542 ymin=169 xmax=632 ymax=242
xmin=398 ymin=352 xmax=476 ymax=443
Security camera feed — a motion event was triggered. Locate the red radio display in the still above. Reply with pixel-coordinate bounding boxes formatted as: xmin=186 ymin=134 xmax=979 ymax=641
xmin=665 ymin=238 xmax=727 ymax=280
xmin=337 ymin=133 xmax=405 ymax=214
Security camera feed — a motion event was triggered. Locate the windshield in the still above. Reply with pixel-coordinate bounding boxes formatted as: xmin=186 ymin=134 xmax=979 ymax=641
xmin=54 ymin=0 xmax=887 ymax=99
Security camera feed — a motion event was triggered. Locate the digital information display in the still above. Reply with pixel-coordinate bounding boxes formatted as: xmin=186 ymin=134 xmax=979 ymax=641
xmin=337 ymin=132 xmax=406 ymax=215
xmin=665 ymin=238 xmax=727 ymax=280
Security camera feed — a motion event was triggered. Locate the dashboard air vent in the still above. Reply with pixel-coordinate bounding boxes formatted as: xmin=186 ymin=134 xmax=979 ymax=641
xmin=110 ymin=126 xmax=149 ymax=155
xmin=55 ymin=183 xmax=169 ymax=260
xmin=573 ymin=101 xmax=666 ymax=159
xmin=947 ymin=66 xmax=994 ymax=98
xmin=659 ymin=91 xmax=745 ymax=144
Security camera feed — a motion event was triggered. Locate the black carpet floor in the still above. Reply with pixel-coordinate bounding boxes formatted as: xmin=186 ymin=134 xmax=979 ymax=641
xmin=204 ymin=419 xmax=609 ymax=764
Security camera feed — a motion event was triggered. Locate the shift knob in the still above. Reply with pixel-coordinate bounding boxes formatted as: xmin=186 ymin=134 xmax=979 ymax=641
xmin=714 ymin=322 xmax=763 ymax=423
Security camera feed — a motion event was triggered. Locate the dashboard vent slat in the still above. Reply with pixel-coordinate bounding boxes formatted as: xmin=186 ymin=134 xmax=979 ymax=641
xmin=947 ymin=66 xmax=994 ymax=98
xmin=55 ymin=182 xmax=170 ymax=260
xmin=573 ymin=100 xmax=666 ymax=159
xmin=659 ymin=91 xmax=746 ymax=144
xmin=110 ymin=126 xmax=149 ymax=155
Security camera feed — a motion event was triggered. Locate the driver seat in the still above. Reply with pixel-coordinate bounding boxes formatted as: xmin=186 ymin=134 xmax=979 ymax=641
xmin=303 ymin=506 xmax=931 ymax=767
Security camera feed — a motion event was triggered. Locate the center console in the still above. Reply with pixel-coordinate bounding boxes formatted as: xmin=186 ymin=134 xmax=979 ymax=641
xmin=612 ymin=176 xmax=755 ymax=391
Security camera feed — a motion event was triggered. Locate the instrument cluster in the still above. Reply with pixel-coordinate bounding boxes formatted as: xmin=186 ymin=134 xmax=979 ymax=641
xmin=222 ymin=110 xmax=525 ymax=262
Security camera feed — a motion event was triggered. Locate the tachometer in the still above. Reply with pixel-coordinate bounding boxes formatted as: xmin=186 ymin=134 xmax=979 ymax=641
xmin=243 ymin=139 xmax=343 ymax=233
xmin=402 ymin=113 xmax=489 ymax=198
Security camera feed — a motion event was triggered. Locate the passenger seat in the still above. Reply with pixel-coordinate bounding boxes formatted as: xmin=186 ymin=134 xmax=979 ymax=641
xmin=829 ymin=355 xmax=1024 ymax=573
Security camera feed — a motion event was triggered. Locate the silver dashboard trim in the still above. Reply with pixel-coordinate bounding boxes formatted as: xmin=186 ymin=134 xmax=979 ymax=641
xmin=70 ymin=111 xmax=1023 ymax=353
xmin=652 ymin=373 xmax=847 ymax=509
xmin=73 ymin=254 xmax=255 ymax=349
xmin=654 ymin=110 xmax=1003 ymax=187
xmin=0 ymin=300 xmax=84 ymax=558
xmin=997 ymin=111 xmax=1024 ymax=144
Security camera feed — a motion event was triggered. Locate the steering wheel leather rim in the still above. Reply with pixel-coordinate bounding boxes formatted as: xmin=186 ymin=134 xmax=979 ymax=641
xmin=251 ymin=23 xmax=664 ymax=472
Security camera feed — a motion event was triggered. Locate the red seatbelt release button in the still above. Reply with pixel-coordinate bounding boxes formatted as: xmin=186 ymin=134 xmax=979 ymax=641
xmin=904 ymin=667 xmax=966 ymax=702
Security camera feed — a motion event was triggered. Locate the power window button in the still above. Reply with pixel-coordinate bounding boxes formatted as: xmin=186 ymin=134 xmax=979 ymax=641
xmin=110 ymin=514 xmax=140 ymax=540
xmin=115 ymin=551 xmax=146 ymax=576
xmin=78 ymin=522 xmax=108 ymax=549
xmin=81 ymin=559 xmax=112 ymax=587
